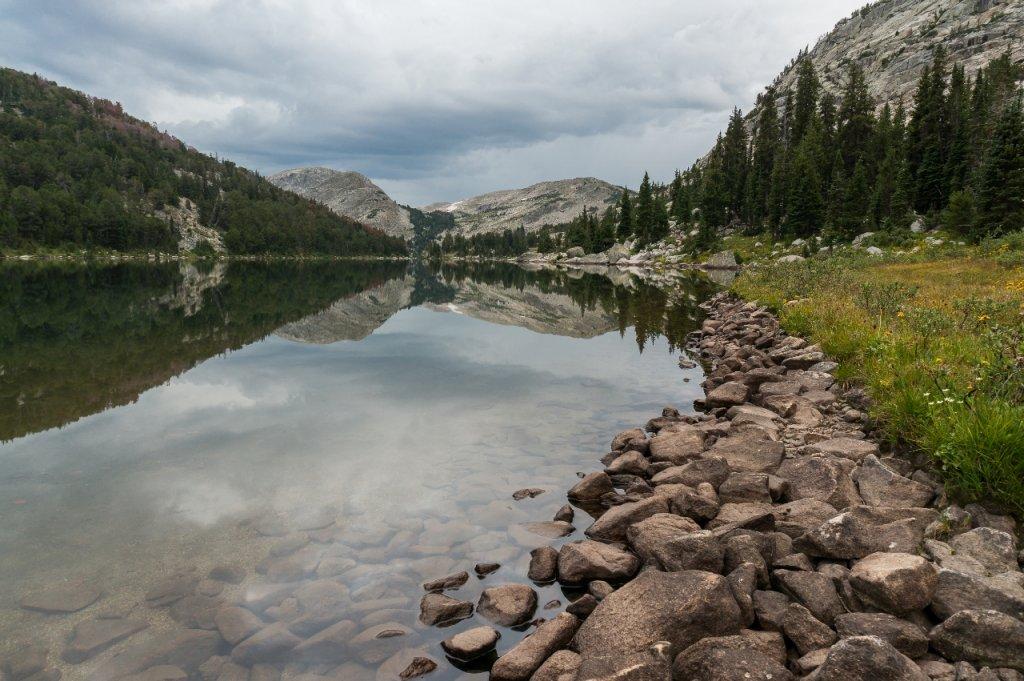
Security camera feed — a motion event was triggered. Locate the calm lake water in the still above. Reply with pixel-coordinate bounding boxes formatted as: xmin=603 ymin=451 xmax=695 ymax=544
xmin=0 ymin=260 xmax=715 ymax=680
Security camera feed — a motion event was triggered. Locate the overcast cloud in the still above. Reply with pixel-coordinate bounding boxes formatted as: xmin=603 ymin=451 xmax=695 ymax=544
xmin=1 ymin=1 xmax=864 ymax=206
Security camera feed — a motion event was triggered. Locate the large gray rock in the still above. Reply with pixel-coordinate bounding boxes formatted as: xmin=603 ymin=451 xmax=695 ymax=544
xmin=930 ymin=568 xmax=1024 ymax=621
xmin=557 ymin=541 xmax=640 ymax=584
xmin=63 ymin=617 xmax=149 ymax=663
xmin=585 ymin=497 xmax=670 ymax=542
xmin=575 ymin=643 xmax=671 ymax=681
xmin=849 ymin=552 xmax=937 ymax=615
xmin=531 ymin=650 xmax=581 ymax=681
xmin=774 ymin=570 xmax=845 ymax=625
xmin=705 ymin=433 xmax=785 ymax=474
xmin=626 ymin=514 xmax=722 ymax=573
xmin=772 ymin=498 xmax=839 ymax=538
xmin=776 ymin=456 xmax=862 ymax=510
xmin=813 ymin=636 xmax=928 ymax=680
xmin=573 ymin=570 xmax=744 ymax=659
xmin=418 ymin=593 xmax=473 ymax=626
xmin=853 ymin=456 xmax=934 ymax=508
xmin=950 ymin=528 xmax=1020 ymax=576
xmin=706 ymin=382 xmax=751 ymax=409
xmin=834 ymin=613 xmax=929 ymax=658
xmin=528 ymin=547 xmax=560 ymax=583
xmin=440 ymin=626 xmax=500 ymax=661
xmin=805 ymin=438 xmax=879 ymax=462
xmin=796 ymin=506 xmax=938 ymax=560
xmin=929 ymin=610 xmax=1024 ymax=671
xmin=649 ymin=428 xmax=705 ymax=465
xmin=231 ymin=624 xmax=301 ymax=666
xmin=92 ymin=630 xmax=221 ymax=679
xmin=651 ymin=458 xmax=730 ymax=489
xmin=569 ymin=472 xmax=614 ymax=501
xmin=20 ymin=580 xmax=102 ymax=614
xmin=291 ymin=620 xmax=357 ymax=663
xmin=490 ymin=612 xmax=578 ymax=681
xmin=781 ymin=603 xmax=837 ymax=656
xmin=477 ymin=584 xmax=537 ymax=626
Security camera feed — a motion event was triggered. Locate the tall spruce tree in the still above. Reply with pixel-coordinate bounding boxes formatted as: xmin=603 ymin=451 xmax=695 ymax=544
xmin=908 ymin=48 xmax=950 ymax=213
xmin=837 ymin=63 xmax=876 ymax=174
xmin=792 ymin=59 xmax=821 ymax=145
xmin=975 ymin=95 xmax=1024 ymax=238
xmin=786 ymin=120 xmax=826 ymax=237
xmin=721 ymin=108 xmax=750 ymax=220
xmin=750 ymin=89 xmax=781 ymax=226
xmin=634 ymin=172 xmax=656 ymax=245
xmin=699 ymin=140 xmax=730 ymax=229
xmin=616 ymin=190 xmax=633 ymax=242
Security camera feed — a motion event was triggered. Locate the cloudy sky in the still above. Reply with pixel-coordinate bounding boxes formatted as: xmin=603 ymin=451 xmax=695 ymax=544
xmin=2 ymin=1 xmax=864 ymax=206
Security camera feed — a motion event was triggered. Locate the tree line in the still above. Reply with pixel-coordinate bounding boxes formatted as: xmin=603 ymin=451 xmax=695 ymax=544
xmin=0 ymin=68 xmax=408 ymax=256
xmin=691 ymin=48 xmax=1024 ymax=243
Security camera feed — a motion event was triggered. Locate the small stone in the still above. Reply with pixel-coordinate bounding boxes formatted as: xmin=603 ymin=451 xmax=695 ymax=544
xmin=398 ymin=656 xmax=436 ymax=680
xmin=215 ymin=607 xmax=265 ymax=646
xmin=553 ymin=505 xmax=575 ymax=523
xmin=531 ymin=650 xmax=581 ymax=681
xmin=584 ymin=497 xmax=669 ymax=542
xmin=854 ymin=455 xmax=935 ymax=508
xmin=208 ymin=565 xmax=246 ymax=584
xmin=418 ymin=594 xmax=473 ymax=626
xmin=706 ymin=382 xmax=751 ymax=408
xmin=775 ymin=569 xmax=845 ymax=625
xmin=566 ymin=594 xmax=599 ymax=619
xmin=422 ymin=571 xmax=469 ymax=593
xmin=474 ymin=563 xmax=500 ymax=577
xmin=626 ymin=514 xmax=721 ymax=573
xmin=512 ymin=488 xmax=546 ymax=501
xmin=348 ymin=623 xmax=417 ymax=665
xmin=144 ymin=572 xmax=198 ymax=607
xmin=528 ymin=547 xmax=559 ymax=583
xmin=440 ymin=626 xmax=500 ymax=661
xmin=806 ymin=438 xmax=879 ymax=462
xmin=123 ymin=666 xmax=188 ymax=681
xmin=291 ymin=620 xmax=358 ymax=663
xmin=4 ymin=645 xmax=48 ymax=681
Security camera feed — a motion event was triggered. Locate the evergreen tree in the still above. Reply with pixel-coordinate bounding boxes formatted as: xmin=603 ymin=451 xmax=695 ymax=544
xmin=975 ymin=96 xmax=1024 ymax=238
xmin=786 ymin=122 xmax=826 ymax=237
xmin=908 ymin=48 xmax=950 ymax=213
xmin=651 ymin=191 xmax=671 ymax=243
xmin=767 ymin=146 xmax=789 ymax=238
xmin=616 ymin=190 xmax=633 ymax=241
xmin=750 ymin=89 xmax=781 ymax=226
xmin=633 ymin=172 xmax=656 ymax=245
xmin=721 ymin=108 xmax=750 ymax=219
xmin=836 ymin=63 xmax=875 ymax=174
xmin=945 ymin=64 xmax=972 ymax=195
xmin=792 ymin=59 xmax=821 ymax=145
xmin=699 ymin=141 xmax=730 ymax=229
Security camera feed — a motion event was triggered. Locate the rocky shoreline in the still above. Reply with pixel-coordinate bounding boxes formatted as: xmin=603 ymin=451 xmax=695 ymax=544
xmin=465 ymin=292 xmax=1024 ymax=680
xmin=6 ymin=291 xmax=1023 ymax=681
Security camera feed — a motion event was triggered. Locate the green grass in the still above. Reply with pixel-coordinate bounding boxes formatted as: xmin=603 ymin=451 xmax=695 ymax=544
xmin=732 ymin=236 xmax=1024 ymax=516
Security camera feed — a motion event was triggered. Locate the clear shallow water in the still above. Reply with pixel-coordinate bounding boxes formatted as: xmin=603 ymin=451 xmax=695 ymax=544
xmin=0 ymin=261 xmax=715 ymax=680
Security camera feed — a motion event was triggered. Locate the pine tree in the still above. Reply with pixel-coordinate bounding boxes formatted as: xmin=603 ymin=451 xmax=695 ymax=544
xmin=945 ymin=64 xmax=972 ymax=195
xmin=634 ymin=172 xmax=655 ymax=245
xmin=836 ymin=63 xmax=875 ymax=174
xmin=651 ymin=191 xmax=670 ymax=243
xmin=721 ymin=108 xmax=750 ymax=219
xmin=699 ymin=141 xmax=730 ymax=229
xmin=786 ymin=122 xmax=826 ymax=237
xmin=908 ymin=48 xmax=950 ymax=213
xmin=975 ymin=96 xmax=1024 ymax=238
xmin=792 ymin=59 xmax=821 ymax=145
xmin=767 ymin=146 xmax=789 ymax=238
xmin=750 ymin=89 xmax=781 ymax=226
xmin=616 ymin=190 xmax=633 ymax=242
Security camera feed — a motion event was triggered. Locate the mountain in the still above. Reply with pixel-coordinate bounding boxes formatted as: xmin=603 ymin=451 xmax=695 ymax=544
xmin=0 ymin=68 xmax=407 ymax=257
xmin=424 ymin=177 xmax=625 ymax=236
xmin=268 ymin=167 xmax=455 ymax=247
xmin=770 ymin=0 xmax=1022 ymax=111
xmin=269 ymin=168 xmax=414 ymax=240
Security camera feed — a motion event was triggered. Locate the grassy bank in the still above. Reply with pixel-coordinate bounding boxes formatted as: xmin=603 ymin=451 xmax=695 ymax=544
xmin=731 ymin=234 xmax=1024 ymax=516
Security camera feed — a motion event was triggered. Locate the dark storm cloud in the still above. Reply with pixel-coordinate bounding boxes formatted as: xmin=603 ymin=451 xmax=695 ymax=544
xmin=0 ymin=0 xmax=865 ymax=205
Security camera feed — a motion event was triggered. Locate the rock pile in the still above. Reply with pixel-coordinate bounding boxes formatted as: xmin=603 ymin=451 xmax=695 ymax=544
xmin=479 ymin=292 xmax=1024 ymax=680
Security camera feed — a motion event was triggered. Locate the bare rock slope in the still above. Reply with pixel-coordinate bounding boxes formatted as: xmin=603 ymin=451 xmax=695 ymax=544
xmin=424 ymin=178 xmax=624 ymax=237
xmin=269 ymin=167 xmax=414 ymax=240
xmin=774 ymin=0 xmax=1023 ymax=109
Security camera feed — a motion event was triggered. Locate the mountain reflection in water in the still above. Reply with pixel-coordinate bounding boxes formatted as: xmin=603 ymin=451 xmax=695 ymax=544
xmin=0 ymin=260 xmax=715 ymax=442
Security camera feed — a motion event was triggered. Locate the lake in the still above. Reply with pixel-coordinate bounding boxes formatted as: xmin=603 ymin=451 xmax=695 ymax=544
xmin=0 ymin=260 xmax=716 ymax=680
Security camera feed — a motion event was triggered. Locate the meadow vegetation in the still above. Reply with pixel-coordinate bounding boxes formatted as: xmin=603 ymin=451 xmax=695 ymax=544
xmin=732 ymin=233 xmax=1024 ymax=514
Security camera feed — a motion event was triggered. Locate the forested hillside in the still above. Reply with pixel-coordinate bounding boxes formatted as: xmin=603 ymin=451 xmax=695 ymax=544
xmin=0 ymin=68 xmax=407 ymax=256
